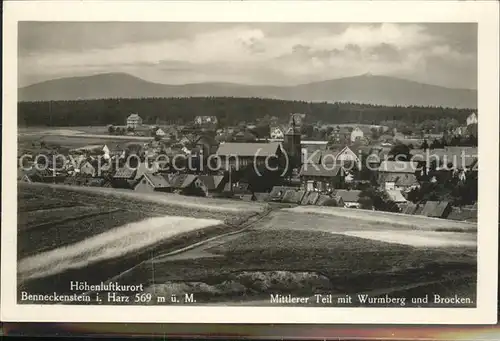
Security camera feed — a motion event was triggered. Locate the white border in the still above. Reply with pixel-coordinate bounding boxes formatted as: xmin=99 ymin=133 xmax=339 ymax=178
xmin=2 ymin=0 xmax=499 ymax=324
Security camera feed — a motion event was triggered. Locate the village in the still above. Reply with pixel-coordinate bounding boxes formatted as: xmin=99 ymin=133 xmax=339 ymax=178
xmin=17 ymin=111 xmax=478 ymax=222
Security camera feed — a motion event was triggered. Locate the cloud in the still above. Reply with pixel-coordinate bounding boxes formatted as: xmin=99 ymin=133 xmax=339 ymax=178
xmin=18 ymin=23 xmax=477 ymax=89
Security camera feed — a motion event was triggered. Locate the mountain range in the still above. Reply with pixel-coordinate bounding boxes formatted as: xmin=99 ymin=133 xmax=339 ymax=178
xmin=18 ymin=72 xmax=477 ymax=109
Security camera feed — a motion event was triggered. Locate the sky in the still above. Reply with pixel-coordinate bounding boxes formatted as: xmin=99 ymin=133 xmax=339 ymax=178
xmin=18 ymin=22 xmax=477 ymax=89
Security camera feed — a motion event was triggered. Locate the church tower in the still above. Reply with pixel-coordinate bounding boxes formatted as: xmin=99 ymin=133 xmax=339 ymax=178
xmin=283 ymin=114 xmax=302 ymax=171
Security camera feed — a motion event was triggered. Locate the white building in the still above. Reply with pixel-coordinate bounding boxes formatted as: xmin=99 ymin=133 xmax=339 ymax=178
xmin=127 ymin=113 xmax=143 ymax=128
xmin=334 ymin=146 xmax=362 ymax=170
xmin=270 ymin=126 xmax=286 ymax=139
xmin=155 ymin=128 xmax=166 ymax=137
xmin=350 ymin=127 xmax=364 ymax=142
xmin=466 ymin=112 xmax=478 ymax=126
xmin=194 ymin=116 xmax=218 ymax=125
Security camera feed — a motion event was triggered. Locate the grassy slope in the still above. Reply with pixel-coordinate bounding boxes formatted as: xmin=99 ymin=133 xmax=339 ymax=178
xmin=16 ymin=183 xmax=265 ymax=299
xmin=286 ymin=206 xmax=477 ymax=231
xmin=109 ymin=229 xmax=476 ymax=305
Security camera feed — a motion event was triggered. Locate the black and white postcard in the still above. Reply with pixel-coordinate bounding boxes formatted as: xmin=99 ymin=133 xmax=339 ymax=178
xmin=2 ymin=0 xmax=499 ymax=324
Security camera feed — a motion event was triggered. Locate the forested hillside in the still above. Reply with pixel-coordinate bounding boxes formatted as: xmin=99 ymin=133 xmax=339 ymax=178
xmin=18 ymin=97 xmax=473 ymax=127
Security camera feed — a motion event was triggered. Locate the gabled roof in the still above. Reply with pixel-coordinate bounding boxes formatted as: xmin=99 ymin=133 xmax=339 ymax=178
xmin=401 ymin=203 xmax=418 ymax=215
xmin=198 ymin=175 xmax=225 ymax=190
xmin=282 ymin=190 xmax=306 ymax=204
xmin=127 ymin=113 xmax=141 ymax=119
xmin=216 ymin=142 xmax=282 ymax=157
xmin=270 ymin=125 xmax=287 ymax=133
xmin=301 ymin=191 xmax=320 ymax=205
xmin=379 ymin=173 xmax=419 ymax=187
xmin=335 ymin=145 xmax=363 ymax=159
xmin=420 ymin=201 xmax=452 ymax=218
xmin=141 ymin=172 xmax=171 ymax=188
xmin=194 ymin=134 xmax=218 ymax=146
xmin=167 ymin=174 xmax=199 ymax=189
xmin=113 ymin=167 xmax=136 ymax=179
xmin=385 ymin=189 xmax=407 ymax=203
xmin=334 ymin=189 xmax=362 ymax=203
xmin=378 ymin=160 xmax=418 ymax=173
xmin=269 ymin=186 xmax=297 ymax=199
xmin=299 ymin=163 xmax=344 ymax=177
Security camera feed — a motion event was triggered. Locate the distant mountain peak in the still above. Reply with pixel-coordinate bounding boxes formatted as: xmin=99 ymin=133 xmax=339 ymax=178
xmin=18 ymin=72 xmax=477 ymax=109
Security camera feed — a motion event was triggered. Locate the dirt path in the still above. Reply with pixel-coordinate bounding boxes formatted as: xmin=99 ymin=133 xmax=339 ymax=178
xmin=81 ymin=205 xmax=276 ymax=296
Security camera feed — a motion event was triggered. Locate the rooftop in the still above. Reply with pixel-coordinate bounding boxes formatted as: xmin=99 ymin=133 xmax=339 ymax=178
xmin=216 ymin=142 xmax=282 ymax=157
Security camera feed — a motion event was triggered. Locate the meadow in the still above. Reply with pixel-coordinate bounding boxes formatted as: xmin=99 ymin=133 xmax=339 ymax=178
xmin=104 ymin=208 xmax=477 ymax=306
xmin=17 ymin=183 xmax=264 ymax=300
xmin=112 ymin=229 xmax=476 ymax=306
xmin=16 ymin=183 xmax=477 ymax=307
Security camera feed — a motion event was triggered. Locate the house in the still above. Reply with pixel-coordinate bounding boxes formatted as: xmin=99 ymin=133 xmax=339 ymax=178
xmin=329 ymin=126 xmax=351 ymax=144
xmin=378 ymin=160 xmax=420 ymax=191
xmin=454 ymin=126 xmax=467 ymax=136
xmin=194 ymin=135 xmax=219 ymax=156
xmin=288 ymin=113 xmax=306 ymax=127
xmin=333 ymin=146 xmax=362 ymax=170
xmin=155 ymin=128 xmax=166 ymax=137
xmin=419 ymin=201 xmax=452 ymax=219
xmin=79 ymin=161 xmax=97 ymax=177
xmin=232 ymin=130 xmax=258 ymax=142
xmin=194 ymin=115 xmax=218 ymax=126
xmin=112 ymin=167 xmax=137 ymax=188
xmin=133 ymin=162 xmax=161 ymax=181
xmin=270 ymin=125 xmax=286 ymax=140
xmin=379 ymin=173 xmax=419 ymax=192
xmin=19 ymin=168 xmax=66 ymax=184
xmin=127 ymin=113 xmax=143 ymax=128
xmin=466 ymin=112 xmax=478 ymax=126
xmin=134 ymin=172 xmax=172 ymax=193
xmin=299 ymin=163 xmax=345 ymax=192
xmin=314 ymin=194 xmax=343 ymax=207
xmin=416 ymin=147 xmax=478 ymax=172
xmin=400 ymin=202 xmax=418 ymax=215
xmin=215 ymin=142 xmax=285 ymax=171
xmin=269 ymin=186 xmax=298 ymax=202
xmin=300 ymin=191 xmax=321 ymax=205
xmin=281 ymin=189 xmax=307 ymax=204
xmin=334 ymin=189 xmax=362 ymax=208
xmin=385 ymin=189 xmax=407 ymax=205
xmin=350 ymin=127 xmax=364 ymax=143
xmin=198 ymin=175 xmax=226 ymax=194
xmin=166 ymin=174 xmax=208 ymax=196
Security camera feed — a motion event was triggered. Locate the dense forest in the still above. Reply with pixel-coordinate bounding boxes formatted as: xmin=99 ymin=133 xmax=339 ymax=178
xmin=18 ymin=97 xmax=474 ymax=127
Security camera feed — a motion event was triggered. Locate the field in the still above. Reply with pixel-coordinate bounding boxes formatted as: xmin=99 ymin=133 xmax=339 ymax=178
xmin=17 ymin=183 xmax=264 ymax=299
xmin=16 ymin=183 xmax=477 ymax=307
xmin=283 ymin=206 xmax=477 ymax=232
xmin=19 ymin=126 xmax=110 ymax=135
xmin=18 ymin=134 xmax=151 ymax=152
xmin=107 ymin=207 xmax=476 ymax=306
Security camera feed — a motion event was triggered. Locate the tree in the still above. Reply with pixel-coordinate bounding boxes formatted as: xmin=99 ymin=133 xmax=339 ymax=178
xmin=420 ymin=139 xmax=429 ymax=150
xmin=107 ymin=125 xmax=115 ymax=134
xmin=388 ymin=143 xmax=411 ymax=161
xmin=300 ymin=124 xmax=314 ymax=138
xmin=127 ymin=126 xmax=134 ymax=132
xmin=251 ymin=124 xmax=270 ymax=138
xmin=430 ymin=139 xmax=442 ymax=149
xmin=358 ymin=188 xmax=399 ymax=212
xmin=370 ymin=127 xmax=380 ymax=140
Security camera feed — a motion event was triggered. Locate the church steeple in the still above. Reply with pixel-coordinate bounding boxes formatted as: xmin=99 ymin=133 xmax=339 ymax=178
xmin=284 ymin=113 xmax=302 ymax=172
